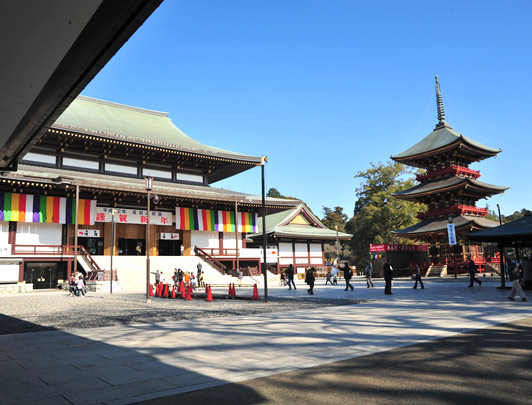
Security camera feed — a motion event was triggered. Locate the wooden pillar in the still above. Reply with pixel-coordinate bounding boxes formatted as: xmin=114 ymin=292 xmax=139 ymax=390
xmin=103 ymin=222 xmax=115 ymax=256
xmin=148 ymin=223 xmax=157 ymax=256
xmin=183 ymin=230 xmax=192 ymax=256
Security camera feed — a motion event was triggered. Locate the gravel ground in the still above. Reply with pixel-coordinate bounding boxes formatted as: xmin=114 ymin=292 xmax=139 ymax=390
xmin=0 ymin=291 xmax=361 ymax=335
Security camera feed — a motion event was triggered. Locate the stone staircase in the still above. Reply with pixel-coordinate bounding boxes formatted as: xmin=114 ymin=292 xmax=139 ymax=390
xmin=425 ymin=264 xmax=447 ymax=277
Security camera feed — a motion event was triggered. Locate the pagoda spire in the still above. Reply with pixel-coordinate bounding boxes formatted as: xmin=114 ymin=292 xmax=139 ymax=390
xmin=435 ymin=75 xmax=447 ymax=127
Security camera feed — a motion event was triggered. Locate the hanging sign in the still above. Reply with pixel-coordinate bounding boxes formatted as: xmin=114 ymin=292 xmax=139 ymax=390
xmin=160 ymin=233 xmax=179 ymax=240
xmin=447 ymin=223 xmax=457 ymax=246
xmin=78 ymin=229 xmax=100 ymax=238
xmin=95 ymin=207 xmax=172 ymax=225
xmin=175 ymin=207 xmax=258 ymax=232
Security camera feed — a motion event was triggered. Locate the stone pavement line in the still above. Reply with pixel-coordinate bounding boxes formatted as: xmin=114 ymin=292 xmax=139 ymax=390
xmin=0 ymin=282 xmax=530 ymax=405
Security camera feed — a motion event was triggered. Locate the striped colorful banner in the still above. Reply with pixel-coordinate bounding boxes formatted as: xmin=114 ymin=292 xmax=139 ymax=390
xmin=175 ymin=207 xmax=258 ymax=233
xmin=0 ymin=192 xmax=96 ymax=225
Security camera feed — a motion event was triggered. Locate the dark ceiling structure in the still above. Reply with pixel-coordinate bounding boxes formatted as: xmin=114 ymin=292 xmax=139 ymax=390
xmin=0 ymin=0 xmax=162 ymax=171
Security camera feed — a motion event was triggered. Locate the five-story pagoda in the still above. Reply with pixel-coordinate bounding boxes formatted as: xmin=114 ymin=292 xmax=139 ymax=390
xmin=391 ymin=77 xmax=508 ymax=267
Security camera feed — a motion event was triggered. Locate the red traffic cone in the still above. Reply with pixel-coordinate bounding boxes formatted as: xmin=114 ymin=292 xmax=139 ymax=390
xmin=165 ymin=283 xmax=170 ymax=298
xmin=228 ymin=283 xmax=233 ymax=296
xmin=206 ymin=285 xmax=213 ymax=301
xmin=181 ymin=284 xmax=186 ymax=298
xmin=232 ymin=283 xmax=237 ymax=297
xmin=156 ymin=283 xmax=161 ymax=297
xmin=186 ymin=285 xmax=192 ymax=300
xmin=172 ymin=285 xmax=176 ymax=299
xmin=149 ymin=284 xmax=154 ymax=297
xmin=252 ymin=283 xmax=259 ymax=300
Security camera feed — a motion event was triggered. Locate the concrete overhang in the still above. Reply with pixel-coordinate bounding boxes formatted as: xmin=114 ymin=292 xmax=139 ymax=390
xmin=0 ymin=0 xmax=162 ymax=171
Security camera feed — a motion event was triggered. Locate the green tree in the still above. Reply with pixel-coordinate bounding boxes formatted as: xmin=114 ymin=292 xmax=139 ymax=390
xmin=346 ymin=161 xmax=425 ymax=268
xmin=266 ymin=187 xmax=283 ymax=198
xmin=321 ymin=206 xmax=348 ymax=232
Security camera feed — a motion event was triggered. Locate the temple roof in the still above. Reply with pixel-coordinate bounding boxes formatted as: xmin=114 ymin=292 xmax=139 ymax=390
xmin=391 ymin=124 xmax=501 ymax=164
xmin=391 ymin=77 xmax=501 ymax=167
xmin=393 ymin=176 xmax=508 ymax=199
xmin=393 ymin=215 xmax=500 ymax=236
xmin=53 ymin=96 xmax=263 ymax=164
xmin=467 ymin=212 xmax=532 ymax=242
xmin=5 ymin=164 xmax=300 ymax=210
xmin=248 ymin=204 xmax=352 ymax=240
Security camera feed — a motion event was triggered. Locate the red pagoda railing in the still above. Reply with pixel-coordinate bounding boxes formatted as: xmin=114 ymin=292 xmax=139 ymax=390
xmin=417 ymin=204 xmax=488 ymax=220
xmin=416 ymin=165 xmax=481 ymax=182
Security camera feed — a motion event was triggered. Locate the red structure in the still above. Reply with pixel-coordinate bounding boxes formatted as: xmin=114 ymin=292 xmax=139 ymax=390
xmin=391 ymin=77 xmax=508 ymax=271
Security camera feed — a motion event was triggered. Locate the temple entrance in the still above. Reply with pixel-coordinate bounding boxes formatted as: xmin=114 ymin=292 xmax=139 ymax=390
xmin=78 ymin=237 xmax=104 ymax=255
xmin=159 ymin=240 xmax=182 ymax=256
xmin=24 ymin=262 xmax=67 ymax=289
xmin=118 ymin=238 xmax=145 ymax=256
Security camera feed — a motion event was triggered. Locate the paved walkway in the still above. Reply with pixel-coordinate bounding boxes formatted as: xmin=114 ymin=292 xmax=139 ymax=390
xmin=1 ymin=279 xmax=530 ymax=404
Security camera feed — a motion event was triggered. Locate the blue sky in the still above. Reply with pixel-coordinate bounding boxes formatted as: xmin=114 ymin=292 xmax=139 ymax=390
xmin=82 ymin=0 xmax=532 ymax=218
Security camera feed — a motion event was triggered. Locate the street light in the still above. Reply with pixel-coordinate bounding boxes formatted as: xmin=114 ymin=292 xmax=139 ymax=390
xmin=261 ymin=156 xmax=268 ymax=303
xmin=110 ymin=208 xmax=116 ymax=294
xmin=335 ymin=225 xmax=340 ymax=260
xmin=144 ymin=176 xmax=159 ymax=303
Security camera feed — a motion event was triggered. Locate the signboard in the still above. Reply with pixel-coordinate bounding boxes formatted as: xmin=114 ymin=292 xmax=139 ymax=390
xmin=160 ymin=233 xmax=179 ymax=240
xmin=447 ymin=223 xmax=457 ymax=246
xmin=369 ymin=244 xmax=428 ymax=253
xmin=78 ymin=229 xmax=100 ymax=238
xmin=95 ymin=207 xmax=172 ymax=225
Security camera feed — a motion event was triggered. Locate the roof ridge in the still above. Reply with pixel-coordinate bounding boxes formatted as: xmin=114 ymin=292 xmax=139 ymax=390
xmin=77 ymin=95 xmax=169 ymax=118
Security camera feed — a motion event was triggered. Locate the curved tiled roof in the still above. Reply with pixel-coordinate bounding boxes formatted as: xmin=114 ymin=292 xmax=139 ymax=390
xmin=393 ymin=177 xmax=508 ymax=199
xmin=391 ymin=123 xmax=501 ymax=161
xmin=393 ymin=215 xmax=500 ymax=235
xmin=53 ymin=96 xmax=262 ymax=163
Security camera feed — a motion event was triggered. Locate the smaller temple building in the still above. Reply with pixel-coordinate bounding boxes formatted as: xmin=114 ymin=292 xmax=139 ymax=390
xmin=248 ymin=204 xmax=352 ymax=276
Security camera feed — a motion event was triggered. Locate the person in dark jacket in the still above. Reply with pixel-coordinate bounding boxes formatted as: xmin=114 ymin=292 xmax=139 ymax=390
xmin=285 ymin=264 xmax=296 ymax=290
xmin=383 ymin=260 xmax=393 ymax=295
xmin=305 ymin=267 xmax=316 ymax=295
xmin=413 ymin=263 xmax=424 ymax=289
xmin=343 ymin=262 xmax=354 ymax=291
xmin=467 ymin=257 xmax=482 ymax=287
xmin=507 ymin=252 xmax=527 ymax=302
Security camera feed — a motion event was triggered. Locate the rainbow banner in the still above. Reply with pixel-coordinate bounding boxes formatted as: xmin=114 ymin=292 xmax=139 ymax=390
xmin=0 ymin=192 xmax=96 ymax=225
xmin=175 ymin=207 xmax=258 ymax=233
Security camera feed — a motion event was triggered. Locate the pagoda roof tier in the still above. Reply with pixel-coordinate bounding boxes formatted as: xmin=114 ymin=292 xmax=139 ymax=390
xmin=392 ymin=176 xmax=508 ymax=200
xmin=52 ymin=96 xmax=263 ymax=179
xmin=3 ymin=165 xmax=300 ymax=212
xmin=248 ymin=204 xmax=352 ymax=241
xmin=393 ymin=215 xmax=500 ymax=237
xmin=391 ymin=123 xmax=501 ymax=168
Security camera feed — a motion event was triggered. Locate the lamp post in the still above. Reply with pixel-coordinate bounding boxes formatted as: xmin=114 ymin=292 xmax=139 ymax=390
xmin=335 ymin=225 xmax=339 ymax=260
xmin=145 ymin=176 xmax=153 ymax=303
xmin=448 ymin=214 xmax=457 ymax=279
xmin=110 ymin=208 xmax=116 ymax=294
xmin=261 ymin=156 xmax=268 ymax=303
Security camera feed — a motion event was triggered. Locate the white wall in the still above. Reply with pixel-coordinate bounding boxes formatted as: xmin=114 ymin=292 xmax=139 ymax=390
xmin=0 ymin=223 xmax=8 ymax=246
xmin=16 ymin=223 xmax=62 ymax=246
xmin=309 ymin=243 xmax=322 ymax=257
xmin=294 ymin=243 xmax=308 ymax=257
xmin=222 ymin=233 xmax=243 ymax=249
xmin=191 ymin=231 xmax=218 ymax=250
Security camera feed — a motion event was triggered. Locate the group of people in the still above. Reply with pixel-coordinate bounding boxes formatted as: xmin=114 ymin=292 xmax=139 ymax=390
xmin=68 ymin=272 xmax=86 ymax=296
xmin=153 ymin=262 xmax=205 ymax=292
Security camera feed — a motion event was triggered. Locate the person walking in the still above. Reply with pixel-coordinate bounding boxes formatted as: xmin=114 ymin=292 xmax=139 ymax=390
xmin=521 ymin=255 xmax=532 ymax=290
xmin=154 ymin=270 xmax=161 ymax=287
xmin=383 ymin=259 xmax=393 ymax=295
xmin=285 ymin=264 xmax=296 ymax=290
xmin=305 ymin=267 xmax=316 ymax=295
xmin=343 ymin=262 xmax=354 ymax=291
xmin=365 ymin=261 xmax=374 ymax=288
xmin=467 ymin=256 xmax=482 ymax=287
xmin=325 ymin=272 xmax=333 ymax=285
xmin=331 ymin=264 xmax=339 ymax=285
xmin=413 ymin=263 xmax=424 ymax=289
xmin=507 ymin=252 xmax=527 ymax=302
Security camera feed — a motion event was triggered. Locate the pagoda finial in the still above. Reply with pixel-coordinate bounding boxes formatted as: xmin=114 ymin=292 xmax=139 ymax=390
xmin=435 ymin=75 xmax=446 ymax=123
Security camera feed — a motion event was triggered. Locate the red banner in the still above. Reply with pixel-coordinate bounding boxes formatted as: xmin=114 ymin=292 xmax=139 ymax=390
xmin=369 ymin=244 xmax=428 ymax=253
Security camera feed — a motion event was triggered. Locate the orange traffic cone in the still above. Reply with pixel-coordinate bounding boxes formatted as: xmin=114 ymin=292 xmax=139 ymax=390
xmin=171 ymin=285 xmax=176 ymax=299
xmin=165 ymin=283 xmax=170 ymax=298
xmin=186 ymin=285 xmax=192 ymax=300
xmin=252 ymin=283 xmax=259 ymax=300
xmin=206 ymin=285 xmax=213 ymax=301
xmin=149 ymin=284 xmax=153 ymax=297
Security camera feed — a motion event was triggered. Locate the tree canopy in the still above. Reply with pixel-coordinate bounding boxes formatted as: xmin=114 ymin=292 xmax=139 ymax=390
xmin=321 ymin=206 xmax=348 ymax=232
xmin=346 ymin=161 xmax=425 ymax=267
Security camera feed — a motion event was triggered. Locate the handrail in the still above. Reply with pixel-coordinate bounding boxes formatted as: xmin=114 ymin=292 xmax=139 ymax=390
xmin=78 ymin=245 xmax=102 ymax=273
xmin=194 ymin=246 xmax=227 ymax=275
